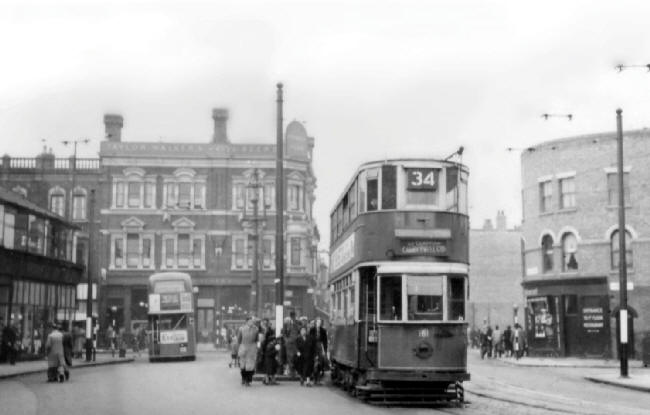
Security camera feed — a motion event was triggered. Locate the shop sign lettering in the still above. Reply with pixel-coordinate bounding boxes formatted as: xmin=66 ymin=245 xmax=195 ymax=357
xmin=582 ymin=307 xmax=604 ymax=333
xmin=400 ymin=240 xmax=447 ymax=256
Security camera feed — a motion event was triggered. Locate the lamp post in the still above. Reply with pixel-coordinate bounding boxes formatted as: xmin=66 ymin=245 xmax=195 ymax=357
xmin=246 ymin=168 xmax=264 ymax=318
xmin=616 ymin=109 xmax=629 ymax=378
xmin=85 ymin=189 xmax=96 ymax=361
xmin=192 ymin=286 xmax=199 ymax=343
xmin=274 ymin=82 xmax=285 ymax=337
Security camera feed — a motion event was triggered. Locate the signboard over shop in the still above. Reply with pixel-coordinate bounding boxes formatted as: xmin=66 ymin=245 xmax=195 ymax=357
xmin=582 ymin=306 xmax=605 ymax=334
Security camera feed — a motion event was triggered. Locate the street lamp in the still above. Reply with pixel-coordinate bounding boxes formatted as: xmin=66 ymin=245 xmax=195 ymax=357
xmin=615 ymin=109 xmax=629 ymax=378
xmin=192 ymin=286 xmax=199 ymax=343
xmin=541 ymin=113 xmax=573 ymax=121
xmin=274 ymin=82 xmax=285 ymax=337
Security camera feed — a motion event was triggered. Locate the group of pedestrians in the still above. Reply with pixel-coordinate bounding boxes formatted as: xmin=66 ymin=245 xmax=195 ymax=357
xmin=0 ymin=317 xmax=19 ymax=365
xmin=231 ymin=312 xmax=329 ymax=387
xmin=472 ymin=320 xmax=527 ymax=360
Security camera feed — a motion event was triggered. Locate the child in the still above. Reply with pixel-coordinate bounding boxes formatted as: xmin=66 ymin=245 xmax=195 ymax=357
xmin=229 ymin=332 xmax=240 ymax=368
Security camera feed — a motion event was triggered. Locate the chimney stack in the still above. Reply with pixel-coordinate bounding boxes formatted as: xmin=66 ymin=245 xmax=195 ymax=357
xmin=212 ymin=108 xmax=229 ymax=144
xmin=104 ymin=114 xmax=124 ymax=142
xmin=496 ymin=210 xmax=507 ymax=231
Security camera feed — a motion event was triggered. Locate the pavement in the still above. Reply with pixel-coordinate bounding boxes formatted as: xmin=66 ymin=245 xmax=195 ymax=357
xmin=0 ymin=351 xmax=136 ymax=380
xmin=470 ymin=348 xmax=650 ymax=393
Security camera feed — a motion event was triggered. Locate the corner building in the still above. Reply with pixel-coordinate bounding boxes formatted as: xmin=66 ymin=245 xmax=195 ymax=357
xmin=521 ymin=130 xmax=650 ymax=358
xmin=99 ymin=110 xmax=319 ymax=342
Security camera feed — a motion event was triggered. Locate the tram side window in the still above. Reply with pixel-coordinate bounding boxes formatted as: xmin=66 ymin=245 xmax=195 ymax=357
xmin=407 ymin=276 xmax=443 ymax=321
xmin=379 ymin=276 xmax=402 ymax=320
xmin=358 ymin=171 xmax=367 ymax=213
xmin=367 ymin=178 xmax=378 ymax=211
xmin=448 ymin=277 xmax=465 ymax=321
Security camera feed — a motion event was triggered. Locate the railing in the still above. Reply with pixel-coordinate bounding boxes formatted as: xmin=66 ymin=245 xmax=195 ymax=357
xmin=2 ymin=156 xmax=101 ymax=172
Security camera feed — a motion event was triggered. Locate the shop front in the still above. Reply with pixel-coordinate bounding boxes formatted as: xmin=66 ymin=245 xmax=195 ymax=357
xmin=523 ymin=277 xmax=611 ymax=358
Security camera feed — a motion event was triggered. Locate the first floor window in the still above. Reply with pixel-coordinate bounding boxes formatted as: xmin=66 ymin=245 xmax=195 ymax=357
xmin=542 ymin=234 xmax=554 ymax=272
xmin=539 ymin=180 xmax=553 ymax=213
xmin=177 ymin=234 xmax=190 ymax=267
xmin=234 ymin=238 xmax=245 ymax=269
xmin=611 ymin=230 xmax=633 ymax=269
xmin=50 ymin=193 xmax=65 ymax=216
xmin=288 ymin=184 xmax=303 ymax=211
xmin=73 ymin=194 xmax=86 ymax=220
xmin=559 ymin=177 xmax=576 ymax=209
xmin=234 ymin=184 xmax=245 ymax=209
xmin=142 ymin=238 xmax=152 ymax=267
xmin=126 ymin=234 xmax=139 ymax=268
xmin=178 ymin=183 xmax=192 ymax=208
xmin=165 ymin=239 xmax=175 ymax=267
xmin=166 ymin=183 xmax=178 ymax=207
xmin=144 ymin=182 xmax=155 ymax=208
xmin=128 ymin=182 xmax=141 ymax=208
xmin=115 ymin=182 xmax=125 ymax=208
xmin=290 ymin=237 xmax=301 ymax=266
xmin=192 ymin=238 xmax=202 ymax=267
xmin=114 ymin=238 xmax=123 ymax=267
xmin=263 ymin=183 xmax=275 ymax=210
xmin=561 ymin=233 xmax=578 ymax=271
xmin=263 ymin=238 xmax=273 ymax=268
xmin=194 ymin=183 xmax=205 ymax=209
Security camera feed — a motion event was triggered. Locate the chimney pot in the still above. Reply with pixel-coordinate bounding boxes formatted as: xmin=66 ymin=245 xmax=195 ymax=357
xmin=212 ymin=108 xmax=229 ymax=144
xmin=104 ymin=114 xmax=124 ymax=142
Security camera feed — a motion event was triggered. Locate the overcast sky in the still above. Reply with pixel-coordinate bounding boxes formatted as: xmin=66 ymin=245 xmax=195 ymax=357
xmin=2 ymin=0 xmax=650 ymax=249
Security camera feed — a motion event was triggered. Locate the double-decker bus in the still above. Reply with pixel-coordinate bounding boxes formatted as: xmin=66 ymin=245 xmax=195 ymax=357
xmin=148 ymin=272 xmax=196 ymax=361
xmin=328 ymin=158 xmax=470 ymax=405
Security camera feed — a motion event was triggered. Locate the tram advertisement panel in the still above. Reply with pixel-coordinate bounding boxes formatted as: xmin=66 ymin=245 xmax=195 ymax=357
xmin=148 ymin=292 xmax=193 ymax=313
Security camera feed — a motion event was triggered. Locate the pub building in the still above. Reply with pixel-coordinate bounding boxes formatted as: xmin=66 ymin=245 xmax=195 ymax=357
xmin=0 ymin=186 xmax=82 ymax=356
xmin=520 ymin=130 xmax=650 ymax=358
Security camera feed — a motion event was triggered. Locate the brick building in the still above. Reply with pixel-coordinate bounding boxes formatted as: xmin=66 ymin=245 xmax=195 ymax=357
xmin=468 ymin=211 xmax=524 ymax=330
xmin=521 ymin=130 xmax=650 ymax=358
xmin=1 ymin=109 xmax=320 ymax=343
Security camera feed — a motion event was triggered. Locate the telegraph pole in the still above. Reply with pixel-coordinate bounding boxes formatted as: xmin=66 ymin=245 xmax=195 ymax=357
xmin=247 ymin=169 xmax=263 ymax=318
xmin=616 ymin=108 xmax=629 ymax=378
xmin=275 ymin=83 xmax=284 ymax=337
xmin=85 ymin=189 xmax=95 ymax=361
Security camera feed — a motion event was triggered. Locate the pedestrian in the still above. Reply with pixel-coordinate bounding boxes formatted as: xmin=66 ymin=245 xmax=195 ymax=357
xmin=1 ymin=320 xmax=18 ymax=365
xmin=61 ymin=322 xmax=73 ymax=376
xmin=296 ymin=326 xmax=316 ymax=386
xmin=116 ymin=327 xmax=126 ymax=357
xmin=106 ymin=325 xmax=116 ymax=357
xmin=45 ymin=323 xmax=68 ymax=382
xmin=229 ymin=330 xmax=240 ymax=368
xmin=492 ymin=325 xmax=502 ymax=358
xmin=237 ymin=316 xmax=259 ymax=386
xmin=503 ymin=325 xmax=513 ymax=357
xmin=281 ymin=311 xmax=300 ymax=377
xmin=256 ymin=319 xmax=271 ymax=373
xmin=73 ymin=325 xmax=85 ymax=359
xmin=479 ymin=320 xmax=492 ymax=359
xmin=311 ymin=317 xmax=328 ymax=385
xmin=262 ymin=328 xmax=279 ymax=385
xmin=136 ymin=326 xmax=147 ymax=355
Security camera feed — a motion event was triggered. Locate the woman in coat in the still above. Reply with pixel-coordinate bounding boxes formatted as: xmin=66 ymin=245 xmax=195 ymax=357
xmin=237 ymin=317 xmax=259 ymax=386
xmin=296 ymin=326 xmax=317 ymax=386
xmin=45 ymin=324 xmax=68 ymax=382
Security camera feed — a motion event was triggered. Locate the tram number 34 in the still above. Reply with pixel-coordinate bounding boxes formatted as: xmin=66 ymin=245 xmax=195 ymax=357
xmin=418 ymin=328 xmax=430 ymax=338
xmin=407 ymin=169 xmax=436 ymax=190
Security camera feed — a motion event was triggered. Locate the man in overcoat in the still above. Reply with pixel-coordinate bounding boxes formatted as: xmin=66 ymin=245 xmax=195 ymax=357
xmin=237 ymin=316 xmax=259 ymax=386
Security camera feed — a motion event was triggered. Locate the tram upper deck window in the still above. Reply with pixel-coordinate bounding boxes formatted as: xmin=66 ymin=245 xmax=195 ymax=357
xmin=405 ymin=168 xmax=440 ymax=207
xmin=445 ymin=166 xmax=468 ymax=214
xmin=407 ymin=275 xmax=443 ymax=321
xmin=379 ymin=276 xmax=402 ymax=320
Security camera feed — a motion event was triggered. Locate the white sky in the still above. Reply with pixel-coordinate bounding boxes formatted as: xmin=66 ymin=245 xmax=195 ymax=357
xmin=2 ymin=0 xmax=650 ymax=250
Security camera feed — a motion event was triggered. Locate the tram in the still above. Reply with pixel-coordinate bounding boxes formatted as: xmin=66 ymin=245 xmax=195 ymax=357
xmin=328 ymin=158 xmax=470 ymax=405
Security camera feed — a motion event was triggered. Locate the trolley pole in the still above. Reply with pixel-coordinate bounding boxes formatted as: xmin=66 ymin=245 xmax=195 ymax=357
xmin=274 ymin=83 xmax=285 ymax=337
xmin=85 ymin=189 xmax=96 ymax=362
xmin=616 ymin=108 xmax=629 ymax=378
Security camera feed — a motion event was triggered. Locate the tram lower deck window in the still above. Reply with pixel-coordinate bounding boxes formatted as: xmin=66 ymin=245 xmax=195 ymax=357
xmin=407 ymin=276 xmax=443 ymax=321
xmin=380 ymin=276 xmax=402 ymax=320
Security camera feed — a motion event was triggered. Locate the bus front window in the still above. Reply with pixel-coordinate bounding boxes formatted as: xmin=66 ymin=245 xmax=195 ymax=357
xmin=407 ymin=275 xmax=443 ymax=321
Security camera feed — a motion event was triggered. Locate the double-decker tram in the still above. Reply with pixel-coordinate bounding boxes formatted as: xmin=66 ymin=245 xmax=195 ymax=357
xmin=328 ymin=158 xmax=469 ymax=405
xmin=147 ymin=272 xmax=196 ymax=361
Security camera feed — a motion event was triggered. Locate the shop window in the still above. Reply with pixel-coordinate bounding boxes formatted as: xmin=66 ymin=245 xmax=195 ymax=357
xmin=379 ymin=276 xmax=402 ymax=320
xmin=561 ymin=233 xmax=578 ymax=271
xmin=407 ymin=275 xmax=443 ymax=321
xmin=565 ymin=295 xmax=578 ymax=315
xmin=27 ymin=215 xmax=44 ymax=255
xmin=541 ymin=234 xmax=554 ymax=273
xmin=611 ymin=230 xmax=633 ymax=269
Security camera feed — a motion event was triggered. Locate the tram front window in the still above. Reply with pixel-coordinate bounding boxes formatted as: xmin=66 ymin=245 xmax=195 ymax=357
xmin=407 ymin=276 xmax=443 ymax=321
xmin=380 ymin=276 xmax=402 ymax=320
xmin=152 ymin=314 xmax=188 ymax=330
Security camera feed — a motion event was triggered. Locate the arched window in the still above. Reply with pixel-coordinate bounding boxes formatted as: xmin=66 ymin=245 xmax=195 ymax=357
xmin=611 ymin=230 xmax=633 ymax=269
xmin=541 ymin=234 xmax=554 ymax=273
xmin=561 ymin=233 xmax=578 ymax=271
xmin=48 ymin=186 xmax=66 ymax=217
xmin=72 ymin=187 xmax=87 ymax=220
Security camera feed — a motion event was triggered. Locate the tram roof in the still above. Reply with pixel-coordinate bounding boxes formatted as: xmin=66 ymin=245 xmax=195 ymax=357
xmin=330 ymin=158 xmax=469 ymax=215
